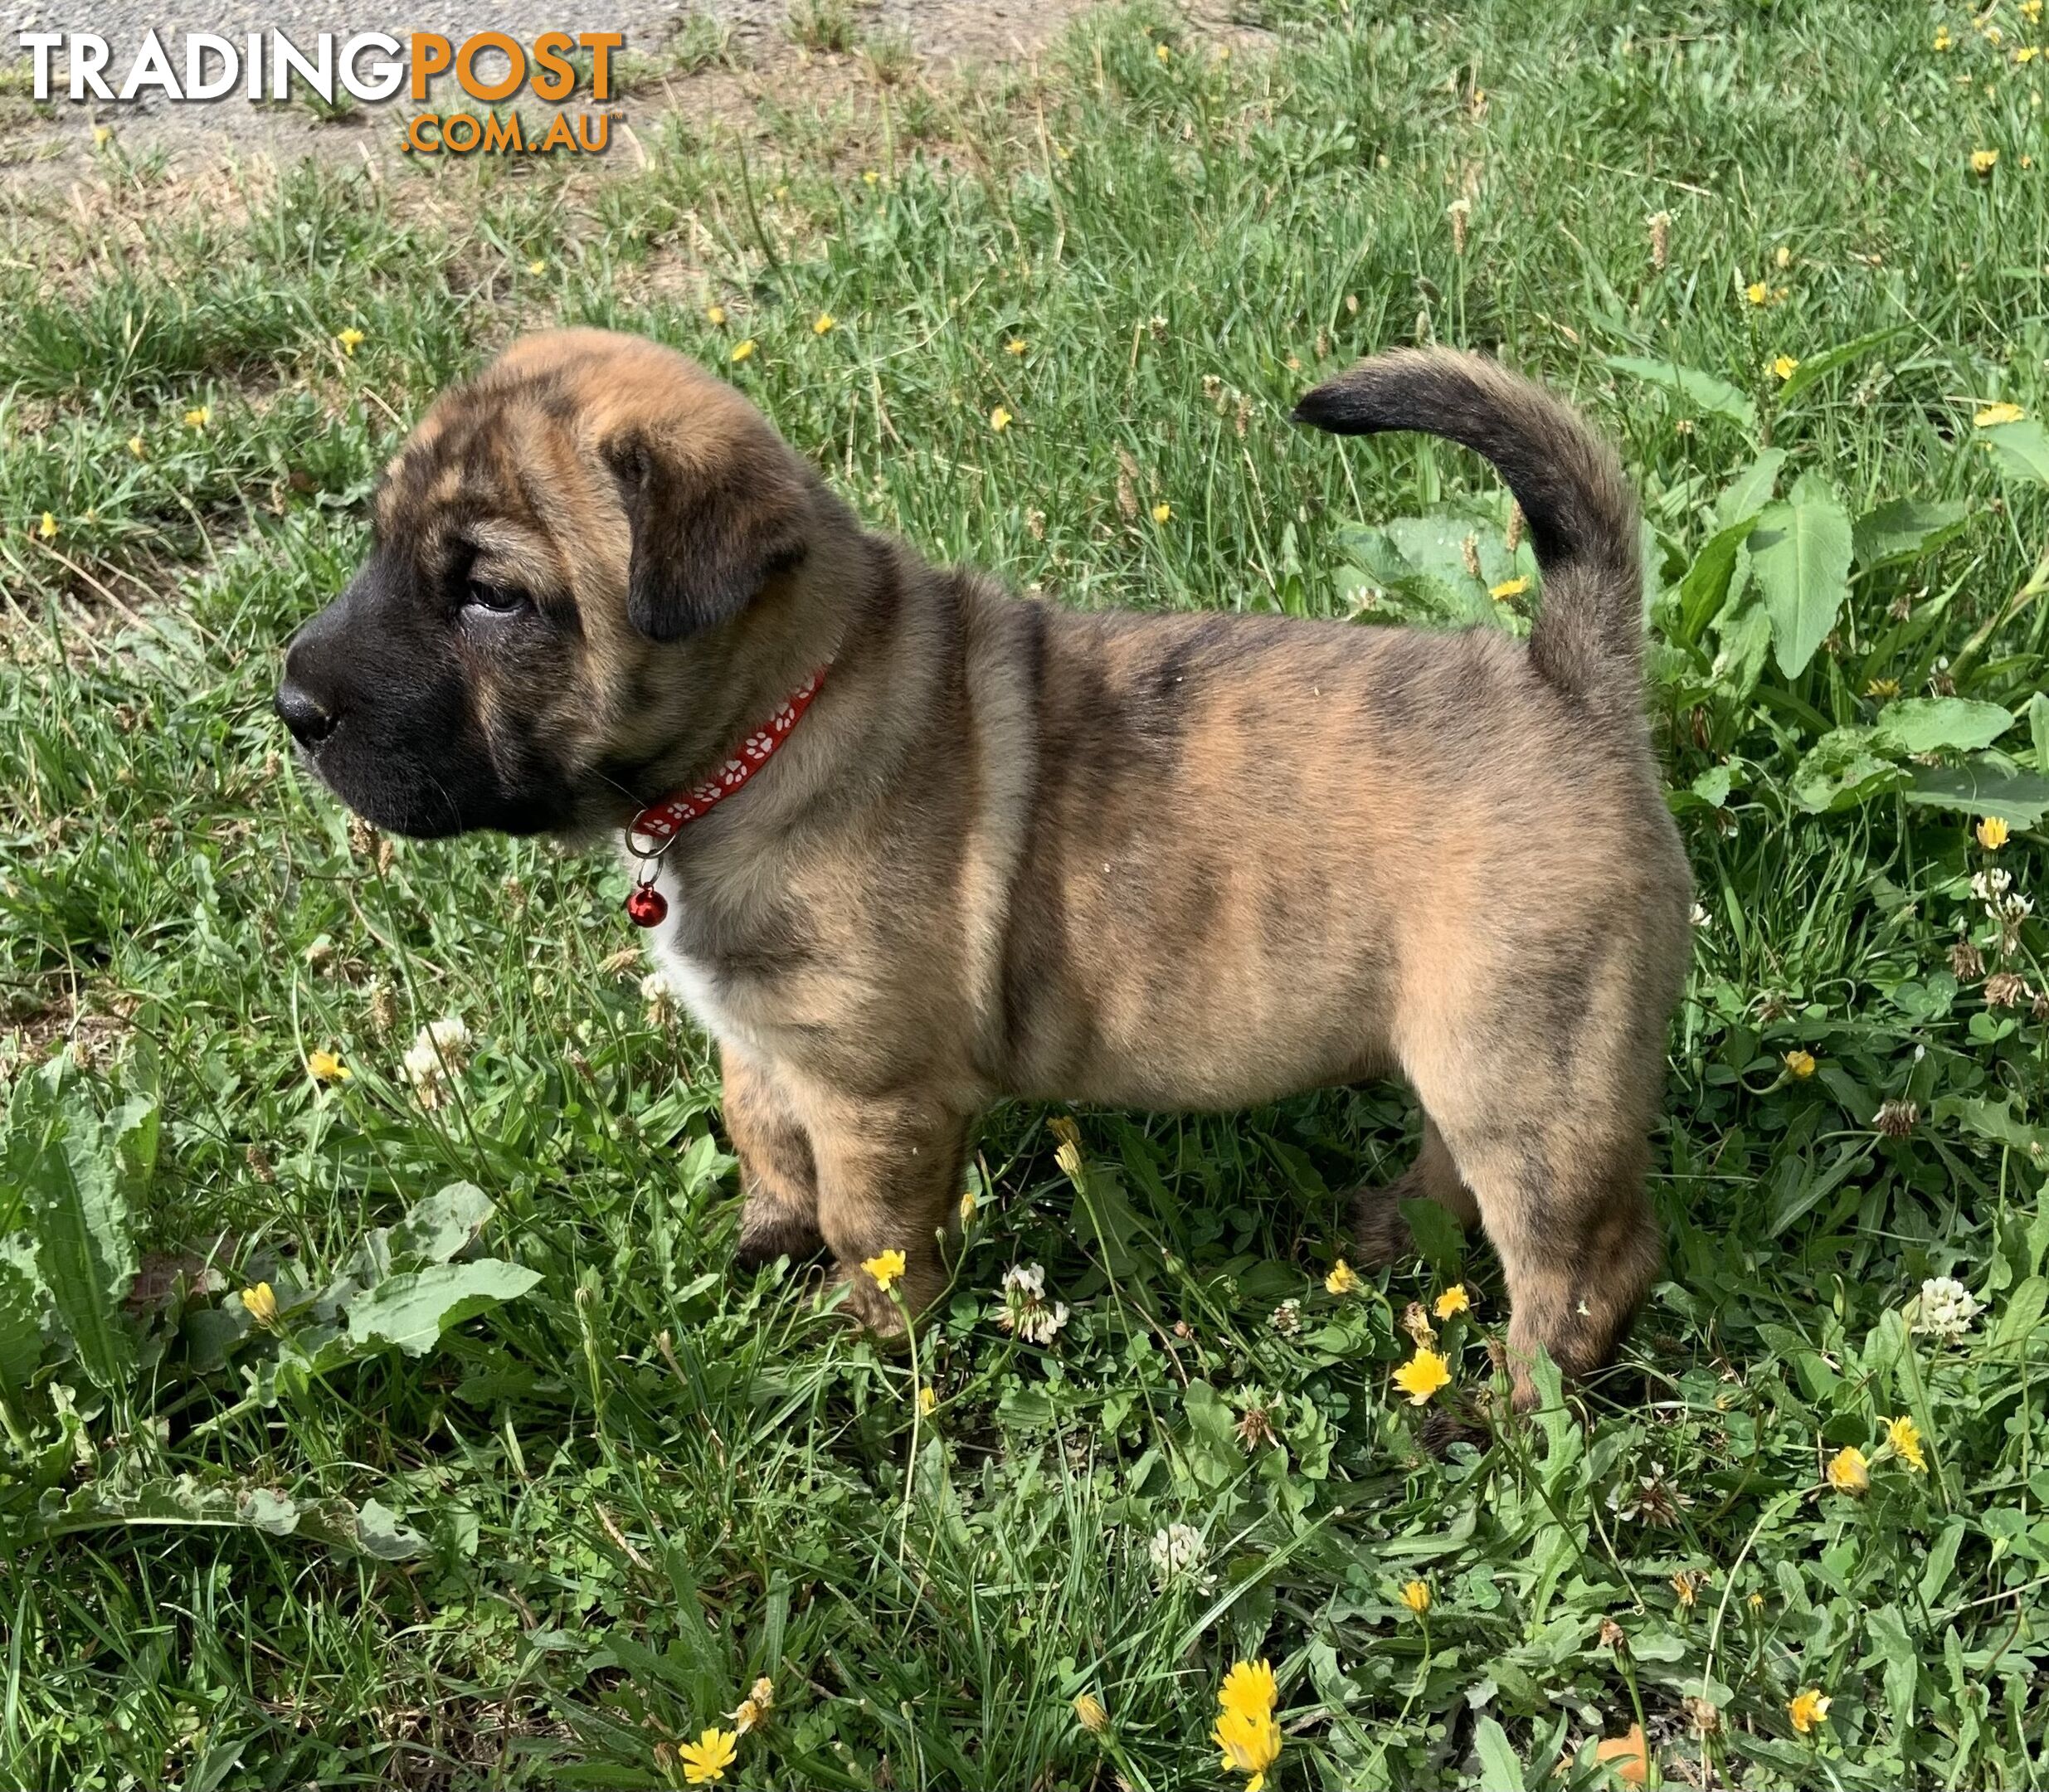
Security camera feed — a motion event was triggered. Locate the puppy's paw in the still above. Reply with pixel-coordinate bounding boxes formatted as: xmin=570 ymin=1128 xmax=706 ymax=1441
xmin=1348 ymin=1176 xmax=1419 ymax=1268
xmin=734 ymin=1203 xmax=826 ymax=1272
xmin=823 ymin=1265 xmax=913 ymax=1341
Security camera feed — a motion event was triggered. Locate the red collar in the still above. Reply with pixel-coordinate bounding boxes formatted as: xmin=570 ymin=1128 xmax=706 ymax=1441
xmin=621 ymin=664 xmax=830 ymax=928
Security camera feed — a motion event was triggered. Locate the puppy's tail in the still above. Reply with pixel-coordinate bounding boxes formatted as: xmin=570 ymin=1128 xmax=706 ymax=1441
xmin=1292 ymin=349 xmax=1642 ymax=711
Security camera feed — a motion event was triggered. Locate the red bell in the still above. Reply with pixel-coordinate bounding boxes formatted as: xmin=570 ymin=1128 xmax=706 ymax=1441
xmin=625 ymin=884 xmax=669 ymax=928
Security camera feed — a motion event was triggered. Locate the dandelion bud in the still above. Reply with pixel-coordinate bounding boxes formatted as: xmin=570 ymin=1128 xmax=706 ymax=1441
xmin=1073 ymin=1692 xmax=1109 ymax=1734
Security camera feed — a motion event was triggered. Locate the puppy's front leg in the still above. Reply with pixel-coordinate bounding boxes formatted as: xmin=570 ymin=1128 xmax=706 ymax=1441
xmin=807 ymin=1092 xmax=970 ymax=1332
xmin=720 ymin=1044 xmax=827 ymax=1269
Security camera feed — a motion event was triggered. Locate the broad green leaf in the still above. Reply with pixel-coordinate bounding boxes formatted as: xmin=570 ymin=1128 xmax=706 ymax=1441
xmin=1775 ymin=325 xmax=1904 ymax=406
xmin=1789 ymin=726 xmax=1905 ymax=813
xmin=1750 ymin=475 xmax=1853 ymax=677
xmin=1932 ymin=1095 xmax=2041 ymax=1152
xmin=1992 ymin=1276 xmax=2047 ymax=1353
xmin=17 ymin=1073 xmax=139 ymax=1390
xmin=1870 ymin=698 xmax=2012 ymax=756
xmin=1180 ymin=1380 xmax=1245 ymax=1491
xmin=389 ymin=1182 xmax=495 ymax=1269
xmin=1709 ymin=600 xmax=1773 ymax=700
xmin=355 ymin=1497 xmax=430 ymax=1561
xmin=1980 ymin=417 xmax=2049 ymax=485
xmin=1397 ymin=1195 xmax=1467 ymax=1276
xmin=1905 ymin=764 xmax=2049 ymax=826
xmin=344 ymin=1259 xmax=540 ymax=1357
xmin=1604 ymin=353 xmax=1757 ymax=430
xmin=1471 ymin=1717 xmax=1526 ymax=1792
xmin=1716 ymin=450 xmax=1786 ymax=528
xmin=2030 ymin=691 xmax=2049 ymax=775
xmin=1852 ymin=498 xmax=1969 ymax=570
xmin=0 ymin=1239 xmax=43 ymax=1390
xmin=1677 ymin=514 xmax=1759 ymax=644
xmin=1866 ymin=1604 xmax=1918 ymax=1729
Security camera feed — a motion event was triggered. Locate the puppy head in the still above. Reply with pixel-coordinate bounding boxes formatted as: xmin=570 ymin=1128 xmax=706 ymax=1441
xmin=276 ymin=329 xmax=823 ymax=839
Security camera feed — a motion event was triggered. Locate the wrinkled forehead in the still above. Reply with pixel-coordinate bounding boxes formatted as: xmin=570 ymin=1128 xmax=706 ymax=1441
xmin=371 ymin=334 xmax=748 ymax=553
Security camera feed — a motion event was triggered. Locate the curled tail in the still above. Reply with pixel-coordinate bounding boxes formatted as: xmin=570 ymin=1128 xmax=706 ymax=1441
xmin=1293 ymin=348 xmax=1642 ymax=709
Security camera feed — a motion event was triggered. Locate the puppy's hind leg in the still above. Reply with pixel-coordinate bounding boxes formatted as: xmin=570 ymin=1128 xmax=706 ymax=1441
xmin=1349 ymin=1118 xmax=1481 ymax=1267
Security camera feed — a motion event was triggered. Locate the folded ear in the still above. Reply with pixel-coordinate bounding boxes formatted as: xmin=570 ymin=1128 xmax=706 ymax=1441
xmin=603 ymin=427 xmax=811 ymax=641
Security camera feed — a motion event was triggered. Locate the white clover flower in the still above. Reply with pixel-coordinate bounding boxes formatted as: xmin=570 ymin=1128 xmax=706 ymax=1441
xmin=1912 ymin=1276 xmax=1982 ymax=1342
xmin=1148 ymin=1522 xmax=1206 ymax=1582
xmin=1689 ymin=902 xmax=1711 ymax=930
xmin=998 ymin=1263 xmax=1068 ymax=1344
xmin=1269 ymin=1298 xmax=1303 ymax=1337
xmin=640 ymin=969 xmax=676 ymax=1026
xmin=401 ymin=1015 xmax=472 ymax=1108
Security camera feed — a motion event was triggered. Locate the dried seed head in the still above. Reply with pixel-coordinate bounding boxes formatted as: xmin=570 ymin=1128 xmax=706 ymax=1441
xmin=246 ymin=1144 xmax=276 ymax=1185
xmin=1234 ymin=394 xmax=1253 ymax=439
xmin=367 ymin=982 xmax=397 ymax=1036
xmin=1235 ymin=1405 xmax=1278 ymax=1450
xmin=1401 ymin=1301 xmax=1438 ymax=1347
xmin=1648 ymin=211 xmax=1671 ymax=270
xmin=1448 ymin=197 xmax=1471 ymax=256
xmin=1460 ymin=533 xmax=1482 ymax=581
xmin=376 ymin=837 xmax=395 ymax=876
xmin=348 ymin=816 xmax=376 ymax=859
xmin=1875 ymin=1098 xmax=1919 ymax=1138
xmin=1504 ymin=502 xmax=1524 ymax=555
xmin=1949 ymin=940 xmax=1985 ymax=981
xmin=1986 ymin=971 xmax=2030 ymax=1009
xmin=1683 ymin=1697 xmax=1722 ymax=1736
xmin=1115 ymin=447 xmax=1139 ymax=521
xmin=1599 ymin=1617 xmax=1627 ymax=1650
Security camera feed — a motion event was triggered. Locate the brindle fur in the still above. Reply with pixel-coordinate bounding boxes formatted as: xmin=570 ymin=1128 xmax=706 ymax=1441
xmin=280 ymin=329 xmax=1691 ymax=1403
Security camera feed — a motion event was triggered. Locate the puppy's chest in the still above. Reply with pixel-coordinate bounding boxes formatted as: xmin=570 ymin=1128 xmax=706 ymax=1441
xmin=644 ymin=858 xmax=829 ymax=1047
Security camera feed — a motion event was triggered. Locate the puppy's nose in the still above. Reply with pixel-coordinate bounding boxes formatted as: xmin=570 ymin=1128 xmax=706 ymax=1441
xmin=275 ymin=679 xmax=338 ymax=746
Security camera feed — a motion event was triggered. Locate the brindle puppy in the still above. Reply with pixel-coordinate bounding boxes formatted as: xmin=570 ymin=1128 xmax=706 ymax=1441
xmin=278 ymin=330 xmax=1691 ymax=1405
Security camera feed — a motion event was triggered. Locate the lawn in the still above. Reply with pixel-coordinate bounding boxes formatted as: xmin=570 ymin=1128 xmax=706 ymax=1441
xmin=4 ymin=1 xmax=2049 ymax=1785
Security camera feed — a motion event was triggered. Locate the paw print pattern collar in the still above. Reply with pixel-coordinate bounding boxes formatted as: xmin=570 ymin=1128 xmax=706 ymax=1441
xmin=621 ymin=664 xmax=830 ymax=928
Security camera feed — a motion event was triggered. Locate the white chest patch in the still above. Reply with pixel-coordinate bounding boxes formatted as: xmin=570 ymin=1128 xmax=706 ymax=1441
xmin=643 ymin=861 xmax=749 ymax=1046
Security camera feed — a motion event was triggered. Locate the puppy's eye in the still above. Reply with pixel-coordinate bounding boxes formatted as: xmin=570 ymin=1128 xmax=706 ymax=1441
xmin=464 ymin=579 xmax=528 ymax=615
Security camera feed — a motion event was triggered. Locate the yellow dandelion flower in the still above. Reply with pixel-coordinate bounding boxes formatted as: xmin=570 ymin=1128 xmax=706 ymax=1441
xmin=307 ymin=1049 xmax=351 ymax=1083
xmin=1213 ymin=1707 xmax=1282 ymax=1792
xmin=1977 ymin=402 xmax=2026 ymax=426
xmin=1978 ymin=816 xmax=2011 ymax=850
xmin=1772 ymin=354 xmax=1799 ymax=380
xmin=336 ymin=326 xmax=366 ymax=356
xmin=1399 ymin=1580 xmax=1431 ymax=1615
xmin=1886 ymin=1415 xmax=1927 ymax=1472
xmin=127 ymin=435 xmax=147 ymax=459
xmin=527 ymin=258 xmax=548 ymax=275
xmin=1784 ymin=1049 xmax=1817 ymax=1079
xmin=1433 ymin=1283 xmax=1472 ymax=1319
xmin=2020 ymin=45 xmax=2041 ymax=62
xmin=1935 ymin=25 xmax=1953 ymax=48
xmin=1489 ymin=576 xmax=1529 ymax=601
xmin=1156 ymin=42 xmax=1171 ymax=62
xmin=990 ymin=406 xmax=1014 ymax=432
xmin=1864 ymin=677 xmax=1900 ymax=699
xmin=1671 ymin=1570 xmax=1699 ymax=1609
xmin=1748 ymin=1590 xmax=1767 ymax=1612
xmin=1972 ymin=149 xmax=2000 ymax=174
xmin=1006 ymin=338 xmax=1028 ymax=355
xmin=862 ymin=1249 xmax=906 ymax=1292
xmin=730 ymin=339 xmax=757 ymax=364
xmin=918 ymin=1385 xmax=937 ymax=1416
xmin=1326 ymin=1259 xmax=1360 ymax=1296
xmin=2026 ymin=0 xmax=2043 ymax=22
xmin=1218 ymin=1658 xmax=1278 ymax=1723
xmin=1826 ymin=1444 xmax=1870 ymax=1495
xmin=1074 ymin=1692 xmax=1108 ymax=1733
xmin=1789 ymin=1688 xmax=1831 ymax=1736
xmin=1392 ymin=1346 xmax=1452 ymax=1405
xmin=814 ymin=312 xmax=836 ymax=335
xmin=675 ymin=1727 xmax=738 ymax=1785
xmin=1745 ymin=280 xmax=1772 ymax=305
xmin=93 ymin=124 xmax=112 ymax=148
xmin=729 ymin=1677 xmax=774 ymax=1733
xmin=706 ymin=304 xmax=728 ymax=326
xmin=37 ymin=512 xmax=57 ymax=540
xmin=863 ymin=169 xmax=880 ymax=186
xmin=1152 ymin=502 xmax=1173 ymax=523
xmin=1774 ymin=244 xmax=1793 ymax=269
xmin=185 ymin=406 xmax=210 ymax=429
xmin=240 ymin=1282 xmax=280 ymax=1327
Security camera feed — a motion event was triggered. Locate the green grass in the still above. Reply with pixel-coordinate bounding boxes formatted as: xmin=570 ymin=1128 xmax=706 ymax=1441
xmin=4 ymin=1 xmax=2049 ymax=1785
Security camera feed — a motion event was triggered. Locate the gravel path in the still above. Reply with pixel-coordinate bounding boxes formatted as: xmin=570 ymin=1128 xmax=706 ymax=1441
xmin=3 ymin=0 xmax=1087 ymax=178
